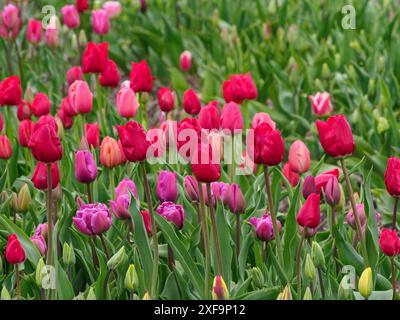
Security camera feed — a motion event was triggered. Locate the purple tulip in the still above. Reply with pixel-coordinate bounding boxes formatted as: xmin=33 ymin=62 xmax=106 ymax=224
xmin=34 ymin=223 xmax=48 ymax=239
xmin=225 ymin=183 xmax=245 ymax=214
xmin=156 ymin=171 xmax=178 ymax=202
xmin=249 ymin=214 xmax=281 ymax=242
xmin=75 ymin=150 xmax=98 ymax=183
xmin=73 ymin=203 xmax=112 ymax=235
xmin=302 ymin=175 xmax=316 ymax=199
xmin=110 ymin=178 xmax=138 ymax=220
xmin=325 ymin=176 xmax=340 ymax=206
xmin=184 ymin=175 xmax=199 ymax=202
xmin=346 ymin=204 xmax=366 ymax=230
xmin=156 ymin=201 xmax=185 ymax=229
xmin=115 ymin=178 xmax=138 ymax=199
xmin=31 ymin=234 xmax=47 ymax=256
xmin=211 ymin=181 xmax=229 ymax=202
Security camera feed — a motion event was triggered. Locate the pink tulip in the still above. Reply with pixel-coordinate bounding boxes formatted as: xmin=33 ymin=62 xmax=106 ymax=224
xmin=156 ymin=171 xmax=178 ymax=202
xmin=250 ymin=214 xmax=281 ymax=242
xmin=73 ymin=203 xmax=112 ymax=235
xmin=61 ymin=5 xmax=80 ymax=29
xmin=110 ymin=178 xmax=138 ymax=220
xmin=103 ymin=1 xmax=122 ymax=18
xmin=225 ymin=183 xmax=245 ymax=214
xmin=309 ymin=92 xmax=333 ymax=117
xmin=26 ymin=19 xmax=42 ymax=44
xmin=68 ymin=80 xmax=93 ymax=114
xmin=92 ymin=9 xmax=110 ymax=35
xmin=1 ymin=4 xmax=20 ymax=30
xmin=116 ymin=87 xmax=139 ymax=118
xmin=252 ymin=112 xmax=276 ymax=130
xmin=75 ymin=150 xmax=98 ymax=184
xmin=220 ymin=102 xmax=243 ymax=134
xmin=179 ymin=50 xmax=192 ymax=71
xmin=288 ymin=140 xmax=310 ymax=174
xmin=45 ymin=27 xmax=59 ymax=48
xmin=30 ymin=235 xmax=47 ymax=256
xmin=156 ymin=201 xmax=185 ymax=230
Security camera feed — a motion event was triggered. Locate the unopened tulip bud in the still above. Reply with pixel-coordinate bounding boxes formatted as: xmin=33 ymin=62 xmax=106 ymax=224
xmin=74 ymin=292 xmax=85 ymax=300
xmin=63 ymin=243 xmax=76 ymax=266
xmin=358 ymin=267 xmax=373 ymax=299
xmin=24 ymin=86 xmax=34 ymax=103
xmin=71 ymin=33 xmax=78 ymax=52
xmin=377 ymin=117 xmax=389 ymax=134
xmin=249 ymin=267 xmax=264 ymax=289
xmin=76 ymin=196 xmax=85 ymax=209
xmin=125 ymin=264 xmax=139 ymax=293
xmin=304 ymin=254 xmax=316 ymax=281
xmin=276 ymin=284 xmax=292 ymax=300
xmin=79 ymin=30 xmax=87 ymax=48
xmin=55 ymin=117 xmax=64 ymax=138
xmin=302 ymin=176 xmax=316 ymax=199
xmin=87 ymin=287 xmax=96 ymax=300
xmin=18 ymin=184 xmax=31 ymax=213
xmin=311 ymin=241 xmax=325 ymax=269
xmin=212 ymin=275 xmax=229 ymax=300
xmin=303 ymin=287 xmax=312 ymax=300
xmin=368 ymin=79 xmax=375 ymax=98
xmin=338 ymin=276 xmax=354 ymax=300
xmin=142 ymin=292 xmax=151 ymax=300
xmin=1 ymin=287 xmax=11 ymax=300
xmin=325 ymin=177 xmax=340 ymax=206
xmin=107 ymin=247 xmax=126 ymax=271
xmin=35 ymin=258 xmax=45 ymax=287
xmin=378 ymin=56 xmax=385 ymax=73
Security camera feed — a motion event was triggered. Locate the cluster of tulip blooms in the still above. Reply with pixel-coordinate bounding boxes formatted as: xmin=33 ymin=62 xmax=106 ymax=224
xmin=0 ymin=0 xmax=399 ymax=301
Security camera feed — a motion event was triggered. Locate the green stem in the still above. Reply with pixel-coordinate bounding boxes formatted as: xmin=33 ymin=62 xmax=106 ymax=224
xmin=103 ymin=269 xmax=112 ymax=300
xmin=317 ymin=267 xmax=325 ymax=300
xmin=391 ymin=256 xmax=396 ymax=300
xmin=392 ymin=197 xmax=398 ymax=231
xmin=15 ymin=264 xmax=20 ymax=300
xmin=236 ymin=213 xmax=241 ymax=263
xmin=296 ymin=229 xmax=306 ymax=299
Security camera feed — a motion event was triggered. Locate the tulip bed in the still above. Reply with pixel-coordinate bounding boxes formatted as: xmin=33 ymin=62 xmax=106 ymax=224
xmin=0 ymin=0 xmax=399 ymax=301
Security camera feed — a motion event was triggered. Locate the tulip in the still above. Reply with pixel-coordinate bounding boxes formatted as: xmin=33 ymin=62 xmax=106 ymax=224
xmin=68 ymin=80 xmax=93 ymax=114
xmin=1 ymin=4 xmax=20 ymax=39
xmin=346 ymin=204 xmax=366 ymax=230
xmin=30 ymin=235 xmax=47 ymax=256
xmin=31 ymin=93 xmax=51 ymax=117
xmin=107 ymin=247 xmax=127 ymax=270
xmin=66 ymin=66 xmax=83 ymax=86
xmin=225 ymin=183 xmax=245 ymax=214
xmin=103 ymin=1 xmax=122 ymax=18
xmin=82 ymin=42 xmax=108 ymax=74
xmin=61 ymin=5 xmax=80 ymax=29
xmin=17 ymin=184 xmax=31 ymax=213
xmin=252 ymin=123 xmax=284 ymax=166
xmin=309 ymin=92 xmax=333 ymax=117
xmin=57 ymin=108 xmax=73 ymax=130
xmin=156 ymin=171 xmax=178 ymax=202
xmin=179 ymin=50 xmax=192 ymax=71
xmin=1 ymin=287 xmax=11 ymax=300
xmin=315 ymin=168 xmax=339 ymax=194
xmin=220 ymin=102 xmax=243 ymax=134
xmin=117 ymin=121 xmax=150 ymax=162
xmin=222 ymin=72 xmax=258 ymax=104
xmin=184 ymin=175 xmax=199 ymax=202
xmin=99 ymin=59 xmax=120 ymax=87
xmin=45 ymin=27 xmax=59 ymax=48
xmin=283 ymin=162 xmax=299 ymax=187
xmin=316 ymin=114 xmax=355 ymax=158
xmin=210 ymin=181 xmax=229 ymax=202
xmin=86 ymin=123 xmax=100 ymax=149
xmin=140 ymin=210 xmax=152 ymax=235
xmin=76 ymin=0 xmax=89 ymax=12
xmin=116 ymin=87 xmax=139 ymax=118
xmin=177 ymin=118 xmax=201 ymax=161
xmin=199 ymin=101 xmax=220 ymax=130
xmin=156 ymin=201 xmax=185 ymax=230
xmin=92 ymin=9 xmax=110 ymax=35
xmin=249 ymin=214 xmax=281 ymax=242
xmin=325 ymin=176 xmax=341 ymax=206
xmin=379 ymin=228 xmax=400 ymax=256
xmin=28 ymin=124 xmax=62 ymax=163
xmin=31 ymin=162 xmax=60 ymax=190
xmin=191 ymin=143 xmax=220 ymax=183
xmin=130 ymin=60 xmax=154 ymax=93
xmin=100 ymin=136 xmax=124 ymax=168
xmin=73 ymin=203 xmax=112 ymax=235
xmin=26 ymin=19 xmax=42 ymax=44
xmin=183 ymin=88 xmax=201 ymax=115
xmin=296 ymin=193 xmax=320 ymax=228
xmin=35 ymin=258 xmax=45 ymax=287
xmin=0 ymin=75 xmax=22 ymax=106
xmin=385 ymin=157 xmax=400 ymax=197
xmin=5 ymin=234 xmax=25 ymax=264
xmin=251 ymin=112 xmax=276 ymax=129
xmin=311 ymin=241 xmax=325 ymax=269
xmin=288 ymin=140 xmax=310 ymax=174
xmin=125 ymin=264 xmax=138 ymax=293
xmin=75 ymin=150 xmax=98 ymax=183
xmin=158 ymin=87 xmax=175 ymax=112
xmin=63 ymin=243 xmax=76 ymax=266
xmin=212 ymin=275 xmax=229 ymax=300
xmin=109 ymin=178 xmax=138 ymax=220
xmin=0 ymin=135 xmax=12 ymax=159
xmin=17 ymin=100 xmax=33 ymax=121
xmin=277 ymin=284 xmax=292 ymax=300
xmin=358 ymin=267 xmax=372 ymax=299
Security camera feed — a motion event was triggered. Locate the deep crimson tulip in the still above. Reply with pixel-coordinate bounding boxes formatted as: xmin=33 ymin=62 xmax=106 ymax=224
xmin=191 ymin=143 xmax=220 ymax=183
xmin=198 ymin=101 xmax=220 ymax=130
xmin=100 ymin=136 xmax=124 ymax=168
xmin=91 ymin=9 xmax=110 ymax=35
xmin=75 ymin=150 xmax=98 ymax=183
xmin=220 ymin=102 xmax=243 ymax=133
xmin=288 ymin=140 xmax=310 ymax=174
xmin=86 ymin=123 xmax=100 ymax=149
xmin=57 ymin=106 xmax=74 ymax=129
xmin=0 ymin=135 xmax=12 ymax=159
xmin=68 ymin=80 xmax=93 ymax=114
xmin=26 ymin=19 xmax=42 ymax=44
xmin=82 ymin=42 xmax=108 ymax=74
xmin=296 ymin=193 xmax=320 ymax=228
xmin=283 ymin=162 xmax=299 ymax=187
xmin=325 ymin=176 xmax=341 ymax=206
xmin=66 ymin=66 xmax=83 ymax=86
xmin=28 ymin=124 xmax=62 ymax=163
xmin=99 ymin=59 xmax=120 ymax=87
xmin=385 ymin=157 xmax=400 ymax=197
xmin=315 ymin=168 xmax=339 ymax=194
xmin=130 ymin=60 xmax=154 ymax=93
xmin=158 ymin=87 xmax=175 ymax=112
xmin=5 ymin=234 xmax=25 ymax=264
xmin=302 ymin=175 xmax=316 ymax=199
xmin=179 ymin=50 xmax=192 ymax=71
xmin=31 ymin=162 xmax=60 ymax=190
xmin=61 ymin=5 xmax=80 ymax=29
xmin=31 ymin=93 xmax=51 ymax=117
xmin=222 ymin=72 xmax=258 ymax=104
xmin=60 ymin=96 xmax=77 ymax=118
xmin=0 ymin=75 xmax=22 ymax=106
xmin=17 ymin=100 xmax=33 ymax=121
xmin=117 ymin=121 xmax=150 ymax=162
xmin=33 ymin=115 xmax=58 ymax=133
xmin=18 ymin=119 xmax=34 ymax=147
xmin=252 ymin=123 xmax=284 ymax=166
xmin=183 ymin=88 xmax=201 ymax=115
xmin=316 ymin=114 xmax=355 ymax=158
xmin=76 ymin=0 xmax=89 ymax=13
xmin=379 ymin=228 xmax=400 ymax=256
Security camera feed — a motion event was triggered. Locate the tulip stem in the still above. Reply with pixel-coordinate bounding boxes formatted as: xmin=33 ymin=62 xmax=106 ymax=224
xmin=103 ymin=269 xmax=112 ymax=300
xmin=392 ymin=197 xmax=398 ymax=230
xmin=45 ymin=164 xmax=54 ymax=268
xmin=391 ymin=256 xmax=396 ymax=300
xmin=86 ymin=183 xmax=93 ymax=203
xmin=229 ymin=134 xmax=235 ymax=183
xmin=140 ymin=162 xmax=158 ymax=299
xmin=263 ymin=166 xmax=285 ymax=269
xmin=99 ymin=234 xmax=110 ymax=260
xmin=330 ymin=205 xmax=340 ymax=275
xmin=206 ymin=183 xmax=223 ymax=276
xmin=196 ymin=202 xmax=205 ymax=256
xmin=339 ymin=158 xmax=369 ymax=267
xmin=198 ymin=181 xmax=211 ymax=299
xmin=296 ymin=229 xmax=306 ymax=299
xmin=236 ymin=212 xmax=241 ymax=262
xmin=90 ymin=236 xmax=99 ymax=269
xmin=15 ymin=264 xmax=20 ymax=300
xmin=6 ymin=40 xmax=13 ymax=75
xmin=317 ymin=267 xmax=325 ymax=300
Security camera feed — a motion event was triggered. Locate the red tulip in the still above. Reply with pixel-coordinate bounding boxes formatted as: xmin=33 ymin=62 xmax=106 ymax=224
xmin=31 ymin=93 xmax=51 ymax=117
xmin=92 ymin=9 xmax=110 ymax=35
xmin=158 ymin=87 xmax=175 ymax=112
xmin=100 ymin=136 xmax=124 ymax=168
xmin=26 ymin=19 xmax=42 ymax=44
xmin=288 ymin=140 xmax=310 ymax=174
xmin=82 ymin=42 xmax=108 ymax=74
xmin=28 ymin=124 xmax=62 ymax=163
xmin=220 ymin=102 xmax=243 ymax=134
xmin=315 ymin=168 xmax=339 ymax=194
xmin=76 ymin=0 xmax=89 ymax=13
xmin=99 ymin=59 xmax=120 ymax=87
xmin=32 ymin=162 xmax=60 ymax=190
xmin=5 ymin=234 xmax=25 ymax=264
xmin=18 ymin=119 xmax=34 ymax=147
xmin=302 ymin=175 xmax=316 ymax=199
xmin=130 ymin=60 xmax=154 ymax=93
xmin=86 ymin=123 xmax=100 ymax=149
xmin=179 ymin=50 xmax=192 ymax=71
xmin=296 ymin=193 xmax=320 ymax=228
xmin=33 ymin=115 xmax=58 ymax=133
xmin=57 ymin=107 xmax=74 ymax=129
xmin=61 ymin=5 xmax=80 ymax=29
xmin=17 ymin=101 xmax=33 ymax=121
xmin=198 ymin=100 xmax=220 ymax=130
xmin=252 ymin=123 xmax=284 ymax=166
xmin=379 ymin=228 xmax=400 ymax=256
xmin=0 ymin=135 xmax=12 ymax=159
xmin=177 ymin=118 xmax=201 ymax=161
xmin=117 ymin=121 xmax=150 ymax=162
xmin=183 ymin=88 xmax=201 ymax=115
xmin=191 ymin=143 xmax=220 ymax=183
xmin=66 ymin=66 xmax=83 ymax=86
xmin=316 ymin=114 xmax=355 ymax=158
xmin=68 ymin=80 xmax=93 ymax=114
xmin=283 ymin=162 xmax=299 ymax=187
xmin=60 ymin=96 xmax=77 ymax=118
xmin=222 ymin=72 xmax=258 ymax=104
xmin=385 ymin=157 xmax=400 ymax=197
xmin=140 ymin=210 xmax=152 ymax=236
xmin=0 ymin=75 xmax=22 ymax=106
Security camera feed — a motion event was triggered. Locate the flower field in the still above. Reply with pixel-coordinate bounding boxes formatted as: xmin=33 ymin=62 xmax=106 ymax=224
xmin=0 ymin=0 xmax=399 ymax=301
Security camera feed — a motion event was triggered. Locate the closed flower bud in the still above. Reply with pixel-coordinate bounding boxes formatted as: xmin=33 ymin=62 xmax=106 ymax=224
xmin=86 ymin=123 xmax=100 ymax=149
xmin=116 ymin=87 xmax=139 ymax=118
xmin=303 ymin=287 xmax=312 ymax=300
xmin=198 ymin=101 xmax=220 ymax=130
xmin=10 ymin=192 xmax=18 ymax=212
xmin=17 ymin=184 xmax=31 ymax=213
xmin=276 ymin=284 xmax=292 ymax=300
xmin=142 ymin=292 xmax=151 ymax=300
xmin=32 ymin=93 xmax=51 ymax=117
xmin=86 ymin=287 xmax=96 ymax=300
xmin=309 ymin=92 xmax=332 ymax=117
xmin=99 ymin=59 xmax=120 ymax=88
xmin=358 ymin=267 xmax=373 ymax=299
xmin=212 ymin=275 xmax=229 ymax=300
xmin=379 ymin=228 xmax=400 ymax=256
xmin=100 ymin=136 xmax=124 ymax=168
xmin=252 ymin=123 xmax=284 ymax=166
xmin=184 ymin=175 xmax=199 ymax=202
xmin=225 ymin=183 xmax=245 ymax=214
xmin=338 ymin=276 xmax=354 ymax=300
xmin=221 ymin=102 xmax=243 ymax=134
xmin=107 ymin=246 xmax=127 ymax=270
xmin=62 ymin=242 xmax=76 ymax=266
xmin=296 ymin=193 xmax=320 ymax=228
xmin=130 ymin=60 xmax=154 ymax=93
xmin=92 ymin=9 xmax=110 ymax=36
xmin=75 ymin=150 xmax=98 ymax=183
xmin=156 ymin=171 xmax=178 ymax=202
xmin=249 ymin=267 xmax=264 ymax=289
xmin=28 ymin=124 xmax=62 ymax=163
xmin=0 ymin=75 xmax=22 ymax=106
xmin=5 ymin=234 xmax=26 ymax=264
xmin=288 ymin=140 xmax=310 ymax=174
xmin=304 ymin=254 xmax=316 ymax=281
xmin=1 ymin=286 xmax=11 ymax=300
xmin=158 ymin=87 xmax=175 ymax=112
xmin=325 ymin=176 xmax=340 ymax=206
xmin=0 ymin=135 xmax=12 ymax=159
xmin=385 ymin=157 xmax=400 ymax=197
xmin=311 ymin=241 xmax=325 ymax=269
xmin=35 ymin=258 xmax=45 ymax=287
xmin=179 ymin=51 xmax=192 ymax=71
xmin=183 ymin=88 xmax=201 ymax=115
xmin=124 ymin=264 xmax=139 ymax=292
